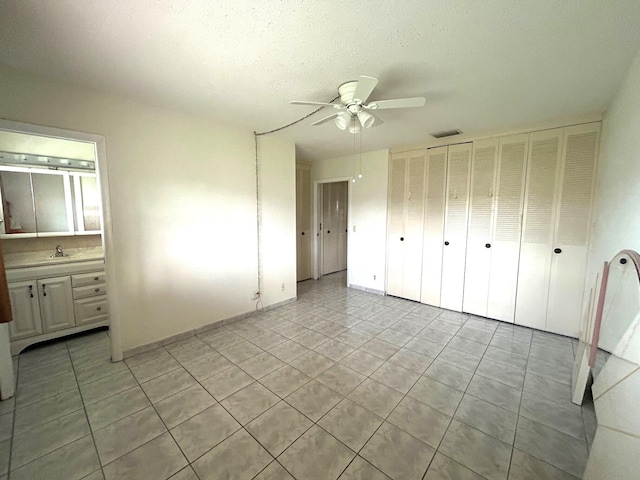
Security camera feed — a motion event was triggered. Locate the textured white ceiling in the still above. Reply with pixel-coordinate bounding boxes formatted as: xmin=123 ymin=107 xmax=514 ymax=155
xmin=1 ymin=1 xmax=639 ymax=161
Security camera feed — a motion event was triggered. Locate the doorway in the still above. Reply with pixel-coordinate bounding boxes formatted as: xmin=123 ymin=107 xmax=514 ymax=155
xmin=319 ymin=181 xmax=348 ymax=276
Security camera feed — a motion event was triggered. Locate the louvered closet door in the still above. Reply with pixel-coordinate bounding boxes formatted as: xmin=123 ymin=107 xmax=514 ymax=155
xmin=386 ymin=153 xmax=408 ymax=297
xmin=440 ymin=143 xmax=472 ymax=311
xmin=403 ymin=150 xmax=426 ymax=301
xmin=546 ymin=123 xmax=600 ymax=336
xmin=336 ymin=182 xmax=348 ymax=271
xmin=463 ymin=139 xmax=498 ymax=317
xmin=296 ymin=164 xmax=312 ymax=281
xmin=515 ymin=129 xmax=563 ymax=330
xmin=486 ymin=134 xmax=529 ymax=322
xmin=421 ymin=147 xmax=448 ymax=306
xmin=322 ymin=183 xmax=339 ymax=274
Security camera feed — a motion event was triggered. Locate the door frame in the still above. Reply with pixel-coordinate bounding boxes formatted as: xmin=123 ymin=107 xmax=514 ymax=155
xmin=312 ymin=177 xmax=352 ymax=281
xmin=0 ymin=119 xmax=123 ymax=361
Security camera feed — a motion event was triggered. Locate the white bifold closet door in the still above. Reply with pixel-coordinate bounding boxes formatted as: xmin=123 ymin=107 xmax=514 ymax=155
xmin=420 ymin=146 xmax=448 ymax=306
xmin=463 ymin=135 xmax=529 ymax=321
xmin=545 ymin=123 xmax=599 ymax=336
xmin=440 ymin=143 xmax=472 ymax=311
xmin=516 ymin=128 xmax=564 ymax=331
xmin=515 ymin=123 xmax=599 ymax=336
xmin=322 ymin=181 xmax=348 ymax=275
xmin=296 ymin=163 xmax=312 ymax=281
xmin=386 ymin=150 xmax=426 ymax=301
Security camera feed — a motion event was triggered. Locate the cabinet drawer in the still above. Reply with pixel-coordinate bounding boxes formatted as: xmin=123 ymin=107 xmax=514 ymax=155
xmin=72 ymin=271 xmax=105 ymax=287
xmin=74 ymin=295 xmax=109 ymax=326
xmin=73 ymin=283 xmax=107 ymax=299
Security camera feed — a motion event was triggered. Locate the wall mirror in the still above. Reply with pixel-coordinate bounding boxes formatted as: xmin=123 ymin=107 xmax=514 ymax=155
xmin=0 ymin=130 xmax=100 ymax=238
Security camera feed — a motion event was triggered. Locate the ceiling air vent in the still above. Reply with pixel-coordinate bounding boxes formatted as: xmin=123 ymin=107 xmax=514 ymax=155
xmin=430 ymin=129 xmax=462 ymax=139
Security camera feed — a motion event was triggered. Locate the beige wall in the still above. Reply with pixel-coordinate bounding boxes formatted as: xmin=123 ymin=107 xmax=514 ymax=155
xmin=589 ymin=48 xmax=640 ymax=287
xmin=0 ymin=66 xmax=296 ymax=351
xmin=312 ymin=149 xmax=389 ymax=292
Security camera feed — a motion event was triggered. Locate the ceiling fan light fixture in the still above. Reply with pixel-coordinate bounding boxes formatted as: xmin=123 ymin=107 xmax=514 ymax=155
xmin=358 ymin=110 xmax=375 ymax=128
xmin=348 ymin=119 xmax=361 ymax=134
xmin=334 ymin=113 xmax=349 ymax=130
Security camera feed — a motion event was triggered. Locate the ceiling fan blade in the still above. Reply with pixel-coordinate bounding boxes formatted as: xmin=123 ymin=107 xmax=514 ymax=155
xmin=366 ymin=97 xmax=426 ymax=110
xmin=353 ymin=76 xmax=378 ymax=103
xmin=310 ymin=113 xmax=340 ymax=126
xmin=290 ymin=101 xmax=340 ymax=108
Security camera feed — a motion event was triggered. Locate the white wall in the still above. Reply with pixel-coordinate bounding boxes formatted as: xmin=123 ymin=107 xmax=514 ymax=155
xmin=588 ymin=48 xmax=640 ymax=289
xmin=312 ymin=149 xmax=389 ymax=292
xmin=0 ymin=66 xmax=296 ymax=352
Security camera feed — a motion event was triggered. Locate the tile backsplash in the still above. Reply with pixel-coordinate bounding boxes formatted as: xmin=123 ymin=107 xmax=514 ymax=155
xmin=1 ymin=235 xmax=101 ymax=254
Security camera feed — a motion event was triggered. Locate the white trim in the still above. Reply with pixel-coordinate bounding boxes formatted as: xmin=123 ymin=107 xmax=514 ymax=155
xmin=0 ymin=119 xmax=123 ymax=361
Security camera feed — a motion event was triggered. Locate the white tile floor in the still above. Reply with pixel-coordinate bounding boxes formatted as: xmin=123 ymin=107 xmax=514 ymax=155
xmin=0 ymin=271 xmax=597 ymax=479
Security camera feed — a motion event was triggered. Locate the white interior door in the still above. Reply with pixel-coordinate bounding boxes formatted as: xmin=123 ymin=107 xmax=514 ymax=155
xmin=463 ymin=139 xmax=498 ymax=317
xmin=440 ymin=143 xmax=472 ymax=311
xmin=515 ymin=128 xmax=563 ymax=330
xmin=336 ymin=182 xmax=348 ymax=271
xmin=546 ymin=123 xmax=600 ymax=336
xmin=403 ymin=151 xmax=426 ymax=301
xmin=296 ymin=165 xmax=313 ymax=281
xmin=322 ymin=183 xmax=338 ymax=274
xmin=386 ymin=153 xmax=407 ymax=297
xmin=487 ymin=133 xmax=529 ymax=322
xmin=420 ymin=147 xmax=447 ymax=306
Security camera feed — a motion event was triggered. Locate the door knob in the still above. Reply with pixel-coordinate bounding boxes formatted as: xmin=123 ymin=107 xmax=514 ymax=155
xmin=400 ymin=237 xmax=404 ymax=241
xmin=485 ymin=243 xmax=491 ymax=248
xmin=327 ymin=230 xmax=330 ymax=233
xmin=301 ymin=232 xmax=305 ymax=235
xmin=554 ymin=248 xmax=562 ymax=254
xmin=444 ymin=241 xmax=450 ymax=246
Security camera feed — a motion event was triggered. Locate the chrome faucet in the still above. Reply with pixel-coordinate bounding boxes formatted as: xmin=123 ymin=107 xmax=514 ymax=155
xmin=51 ymin=245 xmax=66 ymax=258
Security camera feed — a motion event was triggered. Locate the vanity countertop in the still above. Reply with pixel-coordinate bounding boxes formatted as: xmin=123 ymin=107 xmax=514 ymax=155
xmin=3 ymin=246 xmax=104 ymax=269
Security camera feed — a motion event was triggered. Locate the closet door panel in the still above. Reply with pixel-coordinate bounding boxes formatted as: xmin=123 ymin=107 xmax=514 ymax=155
xmin=463 ymin=139 xmax=498 ymax=316
xmin=515 ymin=129 xmax=563 ymax=330
xmin=403 ymin=151 xmax=426 ymax=301
xmin=487 ymin=134 xmax=529 ymax=322
xmin=296 ymin=164 xmax=312 ymax=281
xmin=440 ymin=143 xmax=472 ymax=311
xmin=322 ymin=183 xmax=339 ymax=274
xmin=386 ymin=154 xmax=407 ymax=297
xmin=336 ymin=182 xmax=348 ymax=271
xmin=546 ymin=124 xmax=600 ymax=336
xmin=421 ymin=147 xmax=447 ymax=306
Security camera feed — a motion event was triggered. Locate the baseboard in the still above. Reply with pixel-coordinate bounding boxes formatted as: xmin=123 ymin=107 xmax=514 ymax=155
xmin=348 ymin=284 xmax=385 ymax=296
xmin=123 ymin=296 xmax=298 ymax=359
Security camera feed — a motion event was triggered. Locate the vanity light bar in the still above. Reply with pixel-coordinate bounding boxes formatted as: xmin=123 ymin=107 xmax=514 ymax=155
xmin=0 ymin=150 xmax=95 ymax=171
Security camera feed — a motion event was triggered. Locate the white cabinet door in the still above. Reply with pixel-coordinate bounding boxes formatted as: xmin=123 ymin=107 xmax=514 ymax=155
xmin=487 ymin=134 xmax=529 ymax=322
xmin=440 ymin=143 xmax=472 ymax=311
xmin=546 ymin=123 xmax=600 ymax=336
xmin=386 ymin=153 xmax=408 ymax=298
xmin=421 ymin=147 xmax=448 ymax=306
xmin=7 ymin=281 xmax=42 ymax=340
xmin=39 ymin=276 xmax=75 ymax=333
xmin=515 ymin=129 xmax=563 ymax=330
xmin=463 ymin=139 xmax=498 ymax=316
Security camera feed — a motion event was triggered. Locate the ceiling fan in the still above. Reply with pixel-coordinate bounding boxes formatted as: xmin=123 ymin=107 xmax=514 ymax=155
xmin=291 ymin=76 xmax=426 ymax=133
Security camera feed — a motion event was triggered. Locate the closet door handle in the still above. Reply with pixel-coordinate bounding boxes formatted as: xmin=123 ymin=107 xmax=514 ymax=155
xmin=327 ymin=230 xmax=331 ymax=234
xmin=29 ymin=285 xmax=34 ymax=298
xmin=444 ymin=241 xmax=450 ymax=246
xmin=301 ymin=232 xmax=305 ymax=235
xmin=42 ymin=284 xmax=47 ymax=297
xmin=554 ymin=248 xmax=562 ymax=254
xmin=485 ymin=243 xmax=491 ymax=248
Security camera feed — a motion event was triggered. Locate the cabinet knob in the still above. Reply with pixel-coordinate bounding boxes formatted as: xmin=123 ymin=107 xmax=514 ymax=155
xmin=554 ymin=248 xmax=562 ymax=254
xmin=400 ymin=237 xmax=404 ymax=241
xmin=485 ymin=243 xmax=491 ymax=248
xmin=93 ymin=277 xmax=99 ymax=281
xmin=94 ymin=288 xmax=100 ymax=293
xmin=444 ymin=241 xmax=450 ymax=246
